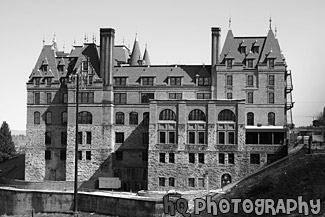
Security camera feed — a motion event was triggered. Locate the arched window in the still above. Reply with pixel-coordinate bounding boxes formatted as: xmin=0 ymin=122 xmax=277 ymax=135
xmin=159 ymin=109 xmax=176 ymax=121
xmin=221 ymin=173 xmax=232 ymax=188
xmin=34 ymin=112 xmax=40 ymax=124
xmin=116 ymin=112 xmax=124 ymax=125
xmin=45 ymin=111 xmax=52 ymax=125
xmin=218 ymin=109 xmax=235 ymax=122
xmin=188 ymin=109 xmax=205 ymax=121
xmin=129 ymin=112 xmax=138 ymax=125
xmin=268 ymin=112 xmax=275 ymax=126
xmin=247 ymin=112 xmax=254 ymax=126
xmin=143 ymin=112 xmax=149 ymax=125
xmin=61 ymin=112 xmax=67 ymax=125
xmin=78 ymin=111 xmax=92 ymax=124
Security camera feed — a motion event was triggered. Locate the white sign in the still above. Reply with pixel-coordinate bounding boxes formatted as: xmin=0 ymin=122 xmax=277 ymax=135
xmin=98 ymin=177 xmax=121 ymax=189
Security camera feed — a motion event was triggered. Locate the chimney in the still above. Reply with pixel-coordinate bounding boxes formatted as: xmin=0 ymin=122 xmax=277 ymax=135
xmin=211 ymin=27 xmax=221 ymax=66
xmin=100 ymin=28 xmax=115 ymax=87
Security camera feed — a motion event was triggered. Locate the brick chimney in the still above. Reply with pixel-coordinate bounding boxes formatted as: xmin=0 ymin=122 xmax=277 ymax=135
xmin=100 ymin=28 xmax=115 ymax=87
xmin=211 ymin=27 xmax=221 ymax=66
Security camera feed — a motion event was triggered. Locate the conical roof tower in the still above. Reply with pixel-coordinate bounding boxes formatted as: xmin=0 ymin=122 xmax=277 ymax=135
xmin=143 ymin=44 xmax=151 ymax=65
xmin=130 ymin=35 xmax=142 ymax=65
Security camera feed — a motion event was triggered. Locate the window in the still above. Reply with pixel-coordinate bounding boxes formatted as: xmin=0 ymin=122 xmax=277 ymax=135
xmin=159 ymin=109 xmax=176 ymax=121
xmin=268 ymin=112 xmax=275 ymax=126
xmin=78 ymin=132 xmax=82 ymax=144
xmin=247 ymin=75 xmax=253 ymax=86
xmin=247 ymin=59 xmax=253 ymax=68
xmin=189 ymin=132 xmax=195 ymax=144
xmin=45 ymin=78 xmax=52 ymax=86
xmin=60 ymin=77 xmax=68 ymax=87
xmin=250 ymin=153 xmax=260 ymax=164
xmin=198 ymin=153 xmax=205 ymax=164
xmin=143 ymin=112 xmax=149 ymax=125
xmin=226 ymin=59 xmax=233 ymax=69
xmin=247 ymin=92 xmax=254 ymax=104
xmin=116 ymin=112 xmax=124 ymax=125
xmin=218 ymin=109 xmax=235 ymax=122
xmin=197 ymin=93 xmax=211 ymax=99
xmin=114 ymin=77 xmax=127 ymax=86
xmin=46 ymin=93 xmax=51 ymax=104
xmin=253 ymin=46 xmax=259 ymax=54
xmin=141 ymin=93 xmax=154 ymax=104
xmin=45 ymin=132 xmax=51 ymax=145
xmin=142 ymin=151 xmax=148 ymax=161
xmin=41 ymin=65 xmax=47 ymax=72
xmin=226 ymin=75 xmax=233 ymax=86
xmin=198 ymin=132 xmax=205 ymax=144
xmin=58 ymin=65 xmax=64 ymax=72
xmin=159 ymin=153 xmax=165 ymax=163
xmin=159 ymin=132 xmax=166 ymax=143
xmin=87 ymin=75 xmax=93 ymax=86
xmin=169 ymin=93 xmax=182 ymax=99
xmin=189 ymin=109 xmax=205 ymax=121
xmin=34 ymin=78 xmax=40 ymax=86
xmin=129 ymin=112 xmax=138 ymax=125
xmin=78 ymin=111 xmax=92 ymax=124
xmin=142 ymin=77 xmax=154 ymax=86
xmin=142 ymin=132 xmax=149 ymax=144
xmin=86 ymin=131 xmax=91 ymax=144
xmin=34 ymin=112 xmax=40 ymax=124
xmin=82 ymin=61 xmax=88 ymax=71
xmin=45 ymin=112 xmax=52 ymax=125
xmin=115 ymin=132 xmax=124 ymax=143
xmin=268 ymin=92 xmax=274 ymax=104
xmin=34 ymin=92 xmax=40 ymax=104
xmin=78 ymin=92 xmax=94 ymax=103
xmin=198 ymin=77 xmax=210 ymax=86
xmin=218 ymin=132 xmax=225 ymax=144
xmin=247 ymin=112 xmax=254 ymax=126
xmin=268 ymin=75 xmax=274 ymax=86
xmin=169 ymin=153 xmax=175 ymax=163
xmin=61 ymin=132 xmax=67 ymax=145
xmin=240 ymin=46 xmax=246 ymax=54
xmin=198 ymin=178 xmax=205 ymax=187
xmin=188 ymin=178 xmax=195 ymax=187
xmin=61 ymin=112 xmax=67 ymax=125
xmin=268 ymin=59 xmax=275 ymax=69
xmin=219 ymin=153 xmax=225 ymax=164
xmin=169 ymin=177 xmax=175 ymax=187
xmin=169 ymin=132 xmax=176 ymax=144
xmin=170 ymin=77 xmax=181 ymax=86
xmin=45 ymin=150 xmax=51 ymax=160
xmin=228 ymin=132 xmax=235 ymax=144
xmin=228 ymin=153 xmax=235 ymax=164
xmin=189 ymin=153 xmax=195 ymax=163
xmin=159 ymin=177 xmax=165 ymax=186
xmin=78 ymin=151 xmax=82 ymax=160
xmin=61 ymin=93 xmax=68 ymax=103
xmin=226 ymin=92 xmax=232 ymax=99
xmin=116 ymin=151 xmax=123 ymax=161
xmin=86 ymin=151 xmax=91 ymax=160
xmin=114 ymin=93 xmax=127 ymax=104
xmin=60 ymin=150 xmax=66 ymax=161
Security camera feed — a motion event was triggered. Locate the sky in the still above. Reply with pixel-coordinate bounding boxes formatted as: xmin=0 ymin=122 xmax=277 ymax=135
xmin=0 ymin=0 xmax=324 ymax=132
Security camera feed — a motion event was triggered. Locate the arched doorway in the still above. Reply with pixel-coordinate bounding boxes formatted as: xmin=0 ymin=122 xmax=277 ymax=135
xmin=221 ymin=173 xmax=232 ymax=188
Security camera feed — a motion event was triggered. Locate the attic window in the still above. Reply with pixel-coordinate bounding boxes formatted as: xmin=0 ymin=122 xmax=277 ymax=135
xmin=226 ymin=59 xmax=233 ymax=69
xmin=247 ymin=59 xmax=254 ymax=68
xmin=34 ymin=78 xmax=40 ymax=86
xmin=41 ymin=65 xmax=48 ymax=72
xmin=61 ymin=77 xmax=68 ymax=87
xmin=169 ymin=77 xmax=182 ymax=86
xmin=252 ymin=46 xmax=259 ymax=54
xmin=58 ymin=65 xmax=64 ymax=72
xmin=268 ymin=59 xmax=275 ymax=69
xmin=142 ymin=77 xmax=154 ymax=86
xmin=45 ymin=78 xmax=52 ymax=86
xmin=82 ymin=61 xmax=88 ymax=71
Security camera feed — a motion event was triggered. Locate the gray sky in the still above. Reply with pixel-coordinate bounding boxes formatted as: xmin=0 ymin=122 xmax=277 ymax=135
xmin=0 ymin=0 xmax=324 ymax=130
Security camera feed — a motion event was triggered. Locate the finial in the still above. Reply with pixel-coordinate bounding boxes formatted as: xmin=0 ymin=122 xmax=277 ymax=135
xmin=269 ymin=16 xmax=272 ymax=30
xmin=74 ymin=38 xmax=76 ymax=46
xmin=229 ymin=16 xmax=232 ymax=30
xmin=86 ymin=34 xmax=88 ymax=42
xmin=53 ymin=33 xmax=56 ymax=42
xmin=63 ymin=43 xmax=65 ymax=52
xmin=84 ymin=34 xmax=87 ymax=43
xmin=275 ymin=25 xmax=277 ymax=37
xmin=123 ymin=37 xmax=125 ymax=45
xmin=135 ymin=32 xmax=138 ymax=41
xmin=145 ymin=42 xmax=148 ymax=49
xmin=42 ymin=36 xmax=45 ymax=46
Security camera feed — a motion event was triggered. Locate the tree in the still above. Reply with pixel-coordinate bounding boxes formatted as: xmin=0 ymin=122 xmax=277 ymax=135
xmin=0 ymin=121 xmax=16 ymax=162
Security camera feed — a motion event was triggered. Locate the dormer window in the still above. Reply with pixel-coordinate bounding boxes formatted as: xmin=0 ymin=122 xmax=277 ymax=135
xmin=88 ymin=75 xmax=93 ymax=86
xmin=61 ymin=77 xmax=68 ymax=87
xmin=268 ymin=59 xmax=275 ymax=69
xmin=114 ymin=77 xmax=127 ymax=86
xmin=45 ymin=78 xmax=52 ymax=86
xmin=169 ymin=77 xmax=182 ymax=86
xmin=34 ymin=78 xmax=40 ymax=86
xmin=142 ymin=77 xmax=154 ymax=86
xmin=247 ymin=59 xmax=254 ymax=68
xmin=82 ymin=61 xmax=88 ymax=71
xmin=240 ymin=46 xmax=246 ymax=54
xmin=58 ymin=65 xmax=64 ymax=72
xmin=226 ymin=59 xmax=233 ymax=69
xmin=41 ymin=65 xmax=48 ymax=72
xmin=252 ymin=46 xmax=259 ymax=54
xmin=198 ymin=77 xmax=210 ymax=86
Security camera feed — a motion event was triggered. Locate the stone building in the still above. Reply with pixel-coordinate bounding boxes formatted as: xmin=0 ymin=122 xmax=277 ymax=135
xmin=25 ymin=24 xmax=294 ymax=191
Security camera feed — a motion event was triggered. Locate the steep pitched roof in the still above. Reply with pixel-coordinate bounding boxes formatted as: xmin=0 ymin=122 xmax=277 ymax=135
xmin=260 ymin=30 xmax=284 ymax=63
xmin=143 ymin=46 xmax=151 ymax=65
xmin=130 ymin=38 xmax=142 ymax=66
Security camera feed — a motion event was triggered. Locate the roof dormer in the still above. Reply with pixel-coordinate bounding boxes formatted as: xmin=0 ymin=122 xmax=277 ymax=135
xmin=239 ymin=40 xmax=247 ymax=54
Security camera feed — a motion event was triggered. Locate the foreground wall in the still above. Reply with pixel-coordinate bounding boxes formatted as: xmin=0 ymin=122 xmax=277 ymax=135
xmin=0 ymin=188 xmax=163 ymax=217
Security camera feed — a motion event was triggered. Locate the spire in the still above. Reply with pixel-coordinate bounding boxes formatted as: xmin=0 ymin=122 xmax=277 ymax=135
xmin=275 ymin=25 xmax=277 ymax=37
xmin=269 ymin=16 xmax=272 ymax=30
xmin=229 ymin=16 xmax=231 ymax=30
xmin=42 ymin=36 xmax=45 ymax=46
xmin=130 ymin=34 xmax=142 ymax=65
xmin=143 ymin=43 xmax=151 ymax=65
xmin=52 ymin=33 xmax=58 ymax=51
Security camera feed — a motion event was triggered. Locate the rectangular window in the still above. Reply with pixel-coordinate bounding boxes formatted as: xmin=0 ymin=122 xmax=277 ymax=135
xmin=247 ymin=59 xmax=253 ymax=68
xmin=197 ymin=93 xmax=211 ymax=99
xmin=198 ymin=77 xmax=210 ymax=86
xmin=86 ymin=151 xmax=91 ymax=160
xmin=218 ymin=132 xmax=225 ymax=144
xmin=159 ymin=132 xmax=166 ymax=144
xmin=62 ymin=93 xmax=68 ymax=103
xmin=169 ymin=153 xmax=175 ymax=163
xmin=250 ymin=153 xmax=260 ymax=164
xmin=198 ymin=132 xmax=205 ymax=144
xmin=189 ymin=132 xmax=195 ymax=144
xmin=228 ymin=153 xmax=235 ymax=164
xmin=169 ymin=132 xmax=176 ymax=144
xmin=169 ymin=93 xmax=182 ymax=99
xmin=198 ymin=178 xmax=205 ymax=187
xmin=77 ymin=132 xmax=82 ymax=144
xmin=141 ymin=93 xmax=154 ymax=104
xmin=189 ymin=153 xmax=195 ymax=163
xmin=34 ymin=78 xmax=40 ymax=86
xmin=45 ymin=78 xmax=52 ymax=86
xmin=78 ymin=92 xmax=94 ymax=103
xmin=82 ymin=61 xmax=88 ymax=71
xmin=268 ymin=92 xmax=275 ymax=104
xmin=226 ymin=75 xmax=233 ymax=86
xmin=169 ymin=177 xmax=175 ymax=187
xmin=170 ymin=77 xmax=181 ymax=86
xmin=198 ymin=153 xmax=205 ymax=164
xmin=45 ymin=150 xmax=51 ymax=160
xmin=159 ymin=153 xmax=165 ymax=163
xmin=60 ymin=150 xmax=66 ymax=161
xmin=46 ymin=93 xmax=51 ymax=104
xmin=116 ymin=151 xmax=123 ymax=161
xmin=60 ymin=77 xmax=68 ymax=87
xmin=114 ymin=93 xmax=127 ymax=104
xmin=269 ymin=59 xmax=275 ymax=68
xmin=142 ymin=132 xmax=149 ymax=144
xmin=115 ymin=132 xmax=124 ymax=143
xmin=159 ymin=177 xmax=165 ymax=186
xmin=247 ymin=75 xmax=253 ymax=86
xmin=228 ymin=132 xmax=235 ymax=144
xmin=142 ymin=77 xmax=154 ymax=86
xmin=34 ymin=92 xmax=40 ymax=104
xmin=78 ymin=151 xmax=82 ymax=160
xmin=45 ymin=132 xmax=51 ymax=145
xmin=268 ymin=75 xmax=275 ymax=86
xmin=41 ymin=65 xmax=47 ymax=72
xmin=61 ymin=132 xmax=67 ymax=145
xmin=226 ymin=59 xmax=233 ymax=69
xmin=188 ymin=178 xmax=195 ymax=187
xmin=247 ymin=92 xmax=253 ymax=104
xmin=253 ymin=46 xmax=259 ymax=54
xmin=227 ymin=92 xmax=232 ymax=99
xmin=86 ymin=131 xmax=91 ymax=144
xmin=114 ymin=77 xmax=127 ymax=86
xmin=219 ymin=153 xmax=225 ymax=164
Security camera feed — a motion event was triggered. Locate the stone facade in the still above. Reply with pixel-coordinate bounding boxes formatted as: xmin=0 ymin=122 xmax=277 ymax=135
xmin=25 ymin=26 xmax=293 ymax=191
